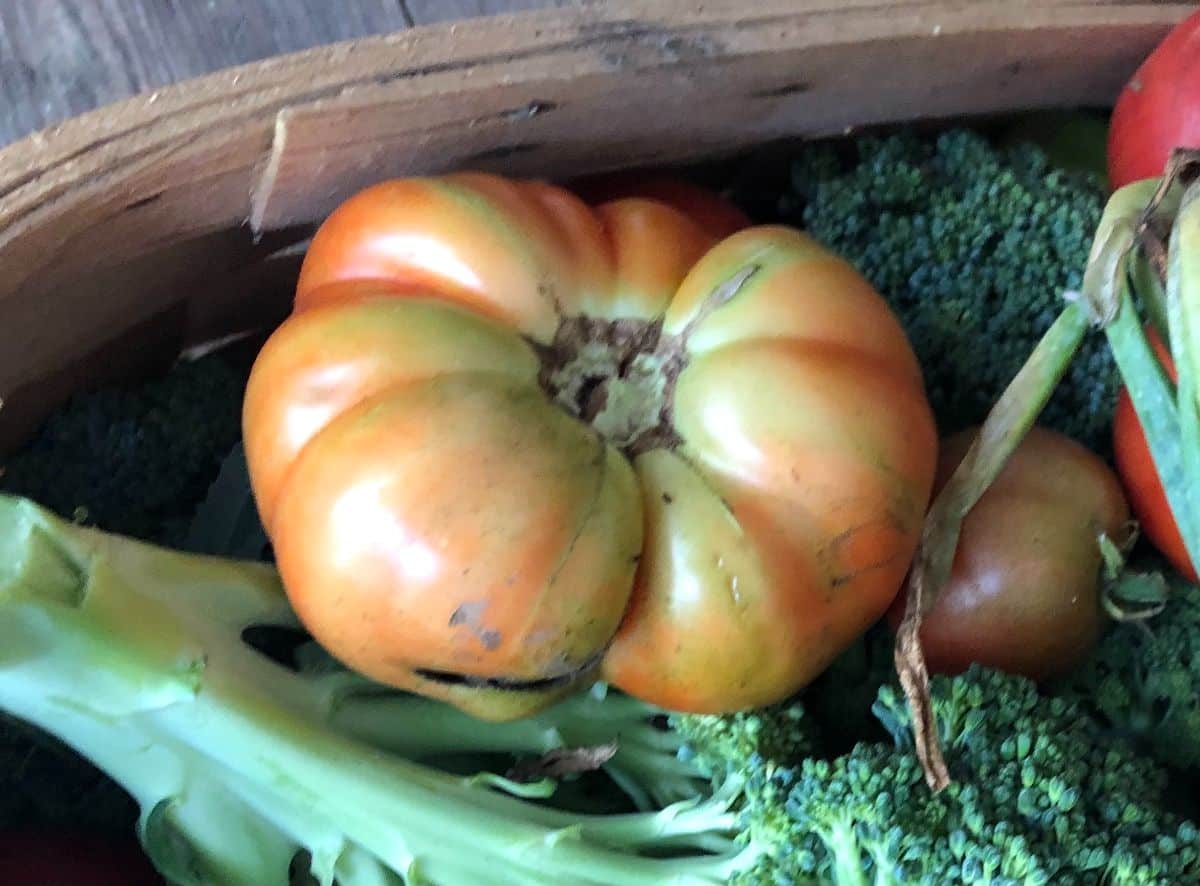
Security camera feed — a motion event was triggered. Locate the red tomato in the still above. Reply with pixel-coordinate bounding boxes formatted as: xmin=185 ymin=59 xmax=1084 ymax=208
xmin=1107 ymin=9 xmax=1200 ymax=189
xmin=1112 ymin=329 xmax=1198 ymax=582
xmin=245 ymin=172 xmax=936 ymax=717
xmin=0 ymin=830 xmax=162 ymax=886
xmin=890 ymin=426 xmax=1129 ymax=681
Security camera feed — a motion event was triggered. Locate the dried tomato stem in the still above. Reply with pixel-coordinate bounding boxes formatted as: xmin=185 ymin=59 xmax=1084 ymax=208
xmin=536 ymin=317 xmax=685 ymax=456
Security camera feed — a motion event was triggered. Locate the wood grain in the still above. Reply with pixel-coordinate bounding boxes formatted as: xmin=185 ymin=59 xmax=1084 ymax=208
xmin=0 ymin=0 xmax=1194 ymax=454
xmin=405 ymin=0 xmax=568 ymax=25
xmin=0 ymin=0 xmax=412 ymax=148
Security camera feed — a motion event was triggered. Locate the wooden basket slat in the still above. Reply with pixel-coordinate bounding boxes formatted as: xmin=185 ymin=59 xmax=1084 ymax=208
xmin=0 ymin=0 xmax=1192 ymax=453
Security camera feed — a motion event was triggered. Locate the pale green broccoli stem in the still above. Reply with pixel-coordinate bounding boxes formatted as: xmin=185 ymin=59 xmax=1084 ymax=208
xmin=331 ymin=682 xmax=707 ymax=810
xmin=824 ymin=821 xmax=870 ymax=886
xmin=813 ymin=817 xmax=907 ymax=886
xmin=0 ymin=495 xmax=747 ymax=886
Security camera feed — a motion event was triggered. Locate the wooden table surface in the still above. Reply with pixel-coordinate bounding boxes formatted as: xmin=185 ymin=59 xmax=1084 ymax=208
xmin=0 ymin=0 xmax=571 ymax=149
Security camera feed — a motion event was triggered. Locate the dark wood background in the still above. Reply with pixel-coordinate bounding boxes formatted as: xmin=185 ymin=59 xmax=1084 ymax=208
xmin=0 ymin=0 xmax=570 ymax=149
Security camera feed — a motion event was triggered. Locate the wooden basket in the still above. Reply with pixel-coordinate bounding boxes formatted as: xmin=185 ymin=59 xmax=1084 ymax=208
xmin=0 ymin=0 xmax=1192 ymax=454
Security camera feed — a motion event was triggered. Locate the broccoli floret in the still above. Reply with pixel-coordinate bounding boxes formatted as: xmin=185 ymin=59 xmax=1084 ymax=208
xmin=781 ymin=666 xmax=1200 ymax=885
xmin=671 ymin=700 xmax=815 ymax=781
xmin=1058 ymin=577 xmax=1200 ymax=773
xmin=775 ymin=128 xmax=1116 ymax=452
xmin=0 ymin=353 xmax=246 ymax=546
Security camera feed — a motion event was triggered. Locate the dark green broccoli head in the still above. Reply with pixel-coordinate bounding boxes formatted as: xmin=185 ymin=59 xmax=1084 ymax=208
xmin=777 ymin=129 xmax=1115 ymax=453
xmin=0 ymin=353 xmax=247 ymax=546
xmin=1059 ymin=577 xmax=1200 ymax=774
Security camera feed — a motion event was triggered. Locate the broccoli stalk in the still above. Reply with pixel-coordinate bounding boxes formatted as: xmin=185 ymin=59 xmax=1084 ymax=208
xmin=0 ymin=493 xmax=767 ymax=886
xmin=326 ymin=678 xmax=711 ymax=813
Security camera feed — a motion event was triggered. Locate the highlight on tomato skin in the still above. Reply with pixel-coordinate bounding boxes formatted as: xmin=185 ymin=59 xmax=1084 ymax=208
xmin=245 ymin=169 xmax=938 ymax=718
xmin=241 ymin=292 xmax=541 ymax=531
xmin=1112 ymin=330 xmax=1199 ymax=583
xmin=889 ymin=425 xmax=1130 ymax=682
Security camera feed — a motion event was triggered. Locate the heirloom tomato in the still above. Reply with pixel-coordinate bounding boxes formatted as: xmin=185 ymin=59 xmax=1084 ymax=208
xmin=243 ymin=172 xmax=937 ymax=718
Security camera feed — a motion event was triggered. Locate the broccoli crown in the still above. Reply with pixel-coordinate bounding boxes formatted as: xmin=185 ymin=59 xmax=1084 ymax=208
xmin=767 ymin=666 xmax=1200 ymax=886
xmin=780 ymin=128 xmax=1115 ymax=452
xmin=1060 ymin=577 xmax=1200 ymax=773
xmin=0 ymin=353 xmax=246 ymax=545
xmin=671 ymin=698 xmax=816 ymax=786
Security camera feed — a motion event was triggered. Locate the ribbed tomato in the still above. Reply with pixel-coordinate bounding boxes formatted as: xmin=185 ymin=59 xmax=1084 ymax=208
xmin=243 ymin=172 xmax=937 ymax=718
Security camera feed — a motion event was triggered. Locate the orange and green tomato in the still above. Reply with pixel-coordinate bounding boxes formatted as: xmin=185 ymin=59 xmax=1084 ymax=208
xmin=244 ymin=172 xmax=938 ymax=718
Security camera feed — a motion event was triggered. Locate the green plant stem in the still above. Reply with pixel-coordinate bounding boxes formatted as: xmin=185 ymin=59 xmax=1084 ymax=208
xmin=1165 ymin=178 xmax=1200 ymax=568
xmin=1099 ymin=170 xmax=1200 ymax=575
xmin=1102 ymin=276 xmax=1189 ymax=538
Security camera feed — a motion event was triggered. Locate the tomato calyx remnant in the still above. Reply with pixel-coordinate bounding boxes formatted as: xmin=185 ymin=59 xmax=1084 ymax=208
xmin=537 ymin=315 xmax=685 ymax=457
xmin=537 ymin=264 xmax=763 ymax=458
